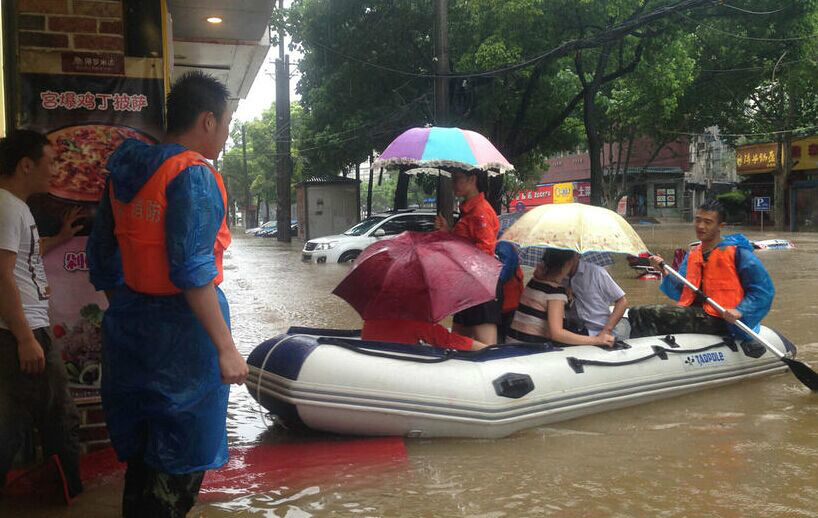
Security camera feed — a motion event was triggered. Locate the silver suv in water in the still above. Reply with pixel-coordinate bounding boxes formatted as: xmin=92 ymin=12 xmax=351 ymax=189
xmin=302 ymin=209 xmax=437 ymax=263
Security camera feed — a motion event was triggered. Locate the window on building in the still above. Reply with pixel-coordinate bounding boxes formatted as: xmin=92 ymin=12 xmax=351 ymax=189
xmin=654 ymin=184 xmax=677 ymax=208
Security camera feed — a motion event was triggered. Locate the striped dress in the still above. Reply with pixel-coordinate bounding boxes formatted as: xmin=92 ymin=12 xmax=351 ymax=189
xmin=508 ymin=279 xmax=568 ymax=342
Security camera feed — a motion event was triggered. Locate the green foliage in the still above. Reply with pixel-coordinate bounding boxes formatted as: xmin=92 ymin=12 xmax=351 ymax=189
xmin=220 ymin=102 xmax=307 ymax=213
xmin=283 ymin=0 xmax=818 ymax=211
xmin=717 ymin=191 xmax=750 ymax=223
xmin=363 ymin=172 xmax=439 ymax=213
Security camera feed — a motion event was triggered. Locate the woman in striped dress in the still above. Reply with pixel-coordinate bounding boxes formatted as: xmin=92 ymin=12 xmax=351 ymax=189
xmin=509 ymin=249 xmax=615 ymax=347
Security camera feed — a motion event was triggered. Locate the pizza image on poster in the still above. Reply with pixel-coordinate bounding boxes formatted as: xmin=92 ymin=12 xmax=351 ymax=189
xmin=47 ymin=124 xmax=157 ymax=202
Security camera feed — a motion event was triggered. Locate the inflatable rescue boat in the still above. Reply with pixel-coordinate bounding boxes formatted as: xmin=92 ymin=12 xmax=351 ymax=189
xmin=246 ymin=326 xmax=795 ymax=439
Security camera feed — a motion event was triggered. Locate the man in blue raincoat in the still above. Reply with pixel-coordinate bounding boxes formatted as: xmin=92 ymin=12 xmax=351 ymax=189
xmin=87 ymin=72 xmax=247 ymax=518
xmin=629 ymin=199 xmax=774 ymax=339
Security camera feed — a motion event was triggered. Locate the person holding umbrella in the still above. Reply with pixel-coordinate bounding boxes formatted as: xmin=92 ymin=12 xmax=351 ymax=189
xmin=333 ymin=231 xmax=502 ymax=351
xmin=435 ymin=170 xmax=501 ymax=345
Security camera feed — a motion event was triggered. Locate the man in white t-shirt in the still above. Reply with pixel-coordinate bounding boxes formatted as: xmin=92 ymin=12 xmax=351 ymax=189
xmin=566 ymin=258 xmax=630 ymax=339
xmin=0 ymin=130 xmax=84 ymax=498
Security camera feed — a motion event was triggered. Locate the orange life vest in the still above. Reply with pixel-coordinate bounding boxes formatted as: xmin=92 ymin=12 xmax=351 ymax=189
xmin=110 ymin=150 xmax=231 ymax=296
xmin=501 ymin=266 xmax=524 ymax=314
xmin=678 ymin=244 xmax=743 ymax=318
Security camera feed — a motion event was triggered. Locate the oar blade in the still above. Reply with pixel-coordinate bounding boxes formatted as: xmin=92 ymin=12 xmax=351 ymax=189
xmin=782 ymin=357 xmax=818 ymax=392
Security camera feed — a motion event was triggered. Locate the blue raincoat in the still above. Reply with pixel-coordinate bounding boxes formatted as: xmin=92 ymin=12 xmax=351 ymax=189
xmin=659 ymin=233 xmax=775 ymax=338
xmin=495 ymin=241 xmax=520 ymax=283
xmin=87 ymin=140 xmax=230 ymax=474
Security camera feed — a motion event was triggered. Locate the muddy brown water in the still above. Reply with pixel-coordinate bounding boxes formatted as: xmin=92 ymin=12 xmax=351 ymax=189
xmin=3 ymin=224 xmax=816 ymax=518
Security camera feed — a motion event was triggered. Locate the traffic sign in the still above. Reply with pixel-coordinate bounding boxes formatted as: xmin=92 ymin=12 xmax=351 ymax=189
xmin=753 ymin=196 xmax=771 ymax=212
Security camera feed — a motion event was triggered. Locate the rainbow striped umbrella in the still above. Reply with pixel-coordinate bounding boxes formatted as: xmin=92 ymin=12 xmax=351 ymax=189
xmin=373 ymin=126 xmax=513 ymax=176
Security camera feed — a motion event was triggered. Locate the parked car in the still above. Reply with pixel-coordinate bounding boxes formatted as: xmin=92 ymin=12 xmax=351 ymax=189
xmin=245 ymin=221 xmax=276 ymax=235
xmin=302 ymin=210 xmax=437 ymax=263
xmin=258 ymin=221 xmax=298 ymax=238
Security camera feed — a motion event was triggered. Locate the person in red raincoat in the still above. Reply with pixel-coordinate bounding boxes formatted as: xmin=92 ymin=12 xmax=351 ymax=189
xmin=435 ymin=170 xmax=501 ymax=345
xmin=361 ymin=318 xmax=488 ymax=350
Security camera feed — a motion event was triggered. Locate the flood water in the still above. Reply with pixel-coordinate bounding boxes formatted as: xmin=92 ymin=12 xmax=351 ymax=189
xmin=4 ymin=223 xmax=817 ymax=518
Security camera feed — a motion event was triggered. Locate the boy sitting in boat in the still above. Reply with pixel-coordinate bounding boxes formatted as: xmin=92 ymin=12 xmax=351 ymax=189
xmin=628 ymin=199 xmax=774 ymax=338
xmin=508 ymin=249 xmax=615 ymax=347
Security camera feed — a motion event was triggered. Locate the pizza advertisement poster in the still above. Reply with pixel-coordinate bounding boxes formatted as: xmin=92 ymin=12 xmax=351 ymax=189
xmin=20 ymin=73 xmax=164 ymax=205
xmin=19 ymin=73 xmax=164 ymax=385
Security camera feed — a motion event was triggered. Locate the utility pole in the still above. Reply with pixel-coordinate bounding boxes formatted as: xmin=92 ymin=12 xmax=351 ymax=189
xmin=242 ymin=123 xmax=252 ymax=228
xmin=434 ymin=0 xmax=454 ymax=226
xmin=275 ymin=0 xmax=292 ymax=242
xmin=366 ymin=154 xmax=374 ymax=217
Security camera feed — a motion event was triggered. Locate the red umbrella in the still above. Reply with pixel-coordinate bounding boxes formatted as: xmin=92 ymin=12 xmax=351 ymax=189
xmin=333 ymin=231 xmax=502 ymax=322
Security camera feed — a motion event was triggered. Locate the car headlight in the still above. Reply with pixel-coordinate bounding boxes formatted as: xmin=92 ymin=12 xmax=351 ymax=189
xmin=316 ymin=241 xmax=337 ymax=250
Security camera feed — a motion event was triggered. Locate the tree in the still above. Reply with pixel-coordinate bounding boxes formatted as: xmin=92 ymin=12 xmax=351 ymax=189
xmin=669 ymin=0 xmax=818 ymax=228
xmin=287 ymin=0 xmax=818 ymax=212
xmin=362 ymin=171 xmax=437 ymax=213
xmin=221 ymin=102 xmax=307 ymax=225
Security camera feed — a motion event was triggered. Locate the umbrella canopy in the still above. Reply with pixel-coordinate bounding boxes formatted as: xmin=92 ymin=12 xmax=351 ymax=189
xmin=498 ymin=211 xmax=614 ymax=268
xmin=500 ymin=203 xmax=648 ymax=256
xmin=333 ymin=231 xmax=502 ymax=322
xmin=372 ymin=127 xmax=513 ymax=176
xmin=515 ymin=246 xmax=615 ymax=268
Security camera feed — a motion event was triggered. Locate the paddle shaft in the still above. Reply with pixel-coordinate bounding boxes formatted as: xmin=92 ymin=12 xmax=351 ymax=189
xmin=658 ymin=261 xmax=787 ymax=359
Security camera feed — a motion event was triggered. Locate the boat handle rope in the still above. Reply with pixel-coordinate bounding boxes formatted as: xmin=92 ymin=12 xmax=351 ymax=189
xmin=567 ymin=338 xmax=738 ymax=374
xmin=318 ymin=337 xmax=456 ymax=363
xmin=253 ymin=334 xmax=311 ymax=428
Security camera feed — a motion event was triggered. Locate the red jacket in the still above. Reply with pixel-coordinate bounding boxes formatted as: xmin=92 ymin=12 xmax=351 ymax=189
xmin=362 ymin=319 xmax=474 ymax=350
xmin=502 ymin=266 xmax=524 ymax=314
xmin=110 ymin=150 xmax=231 ymax=295
xmin=452 ymin=193 xmax=499 ymax=256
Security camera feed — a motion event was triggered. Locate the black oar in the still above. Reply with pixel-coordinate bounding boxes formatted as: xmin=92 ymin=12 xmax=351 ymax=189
xmin=659 ymin=261 xmax=818 ymax=391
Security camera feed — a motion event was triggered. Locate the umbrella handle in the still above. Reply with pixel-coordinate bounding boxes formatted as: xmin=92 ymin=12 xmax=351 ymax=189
xmin=658 ymin=261 xmax=787 ymax=360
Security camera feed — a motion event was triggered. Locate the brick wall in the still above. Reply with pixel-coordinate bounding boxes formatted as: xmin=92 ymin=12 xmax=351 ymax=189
xmin=17 ymin=0 xmax=124 ymax=53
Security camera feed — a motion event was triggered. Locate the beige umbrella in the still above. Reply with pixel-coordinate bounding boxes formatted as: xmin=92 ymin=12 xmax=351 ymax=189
xmin=500 ymin=203 xmax=648 ymax=255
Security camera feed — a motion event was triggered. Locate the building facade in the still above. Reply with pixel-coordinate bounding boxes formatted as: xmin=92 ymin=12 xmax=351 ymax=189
xmin=513 ymin=137 xmax=704 ymax=220
xmin=686 ymin=127 xmax=738 ymax=216
xmin=736 ymin=135 xmax=818 ymax=231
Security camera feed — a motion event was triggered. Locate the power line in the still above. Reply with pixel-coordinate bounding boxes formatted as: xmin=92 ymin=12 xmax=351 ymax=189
xmin=659 ymin=124 xmax=818 ymax=138
xmin=720 ymin=3 xmax=788 ymax=15
xmin=700 ymin=57 xmax=808 ymax=73
xmin=676 ymin=11 xmax=818 ymax=41
xmin=229 ymin=95 xmax=431 ymax=156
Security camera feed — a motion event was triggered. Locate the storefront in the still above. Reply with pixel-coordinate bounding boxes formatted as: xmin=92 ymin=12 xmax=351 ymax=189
xmin=736 ymin=136 xmax=818 ymax=229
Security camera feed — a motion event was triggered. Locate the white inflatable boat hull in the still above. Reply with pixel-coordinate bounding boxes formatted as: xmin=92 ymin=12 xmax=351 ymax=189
xmin=246 ymin=326 xmax=794 ymax=439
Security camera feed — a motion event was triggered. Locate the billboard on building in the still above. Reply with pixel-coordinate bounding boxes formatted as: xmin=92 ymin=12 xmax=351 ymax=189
xmin=736 ymin=143 xmax=777 ymax=174
xmin=514 ymin=181 xmax=591 ymax=208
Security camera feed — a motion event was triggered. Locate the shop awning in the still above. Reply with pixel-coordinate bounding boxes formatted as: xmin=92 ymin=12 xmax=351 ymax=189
xmin=167 ymin=1 xmax=273 ymax=111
